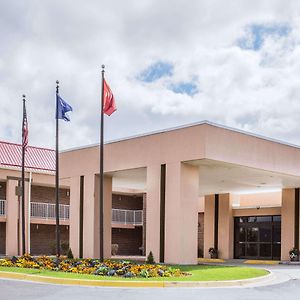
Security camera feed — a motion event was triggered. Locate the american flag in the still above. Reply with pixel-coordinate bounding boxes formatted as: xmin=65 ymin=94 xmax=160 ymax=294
xmin=22 ymin=101 xmax=28 ymax=149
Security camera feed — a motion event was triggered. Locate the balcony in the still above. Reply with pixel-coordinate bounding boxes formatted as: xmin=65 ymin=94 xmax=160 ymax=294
xmin=0 ymin=199 xmax=5 ymax=217
xmin=30 ymin=202 xmax=70 ymax=220
xmin=2 ymin=202 xmax=143 ymax=226
xmin=112 ymin=209 xmax=143 ymax=226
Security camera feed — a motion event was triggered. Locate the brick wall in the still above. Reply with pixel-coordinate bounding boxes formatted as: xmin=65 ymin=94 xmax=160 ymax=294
xmin=198 ymin=213 xmax=204 ymax=257
xmin=112 ymin=194 xmax=145 ymax=256
xmin=30 ymin=224 xmax=69 ymax=255
xmin=31 ymin=185 xmax=70 ymax=205
xmin=112 ymin=194 xmax=143 ymax=210
xmin=0 ymin=182 xmax=6 ymax=199
xmin=0 ymin=223 xmax=5 ymax=254
xmin=112 ymin=227 xmax=143 ymax=255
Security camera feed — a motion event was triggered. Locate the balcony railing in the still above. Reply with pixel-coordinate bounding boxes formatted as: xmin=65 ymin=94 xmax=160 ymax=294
xmin=31 ymin=202 xmax=70 ymax=220
xmin=0 ymin=199 xmax=5 ymax=217
xmin=112 ymin=209 xmax=143 ymax=226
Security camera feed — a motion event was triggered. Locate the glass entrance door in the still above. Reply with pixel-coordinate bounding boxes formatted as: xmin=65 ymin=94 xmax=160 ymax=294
xmin=234 ymin=215 xmax=281 ymax=260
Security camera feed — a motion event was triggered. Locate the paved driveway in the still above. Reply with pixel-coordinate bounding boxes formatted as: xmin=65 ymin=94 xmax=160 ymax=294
xmin=1 ymin=278 xmax=300 ymax=300
xmin=1 ymin=265 xmax=300 ymax=300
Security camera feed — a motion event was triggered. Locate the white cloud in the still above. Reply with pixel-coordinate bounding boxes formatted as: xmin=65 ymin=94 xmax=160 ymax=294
xmin=2 ymin=0 xmax=300 ymax=149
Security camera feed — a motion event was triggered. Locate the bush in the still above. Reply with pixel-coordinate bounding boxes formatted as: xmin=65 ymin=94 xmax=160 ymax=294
xmin=146 ymin=251 xmax=155 ymax=264
xmin=67 ymin=248 xmax=74 ymax=259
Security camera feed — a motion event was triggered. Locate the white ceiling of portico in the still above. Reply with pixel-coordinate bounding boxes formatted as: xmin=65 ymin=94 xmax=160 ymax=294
xmin=189 ymin=159 xmax=300 ymax=195
xmin=108 ymin=159 xmax=300 ymax=196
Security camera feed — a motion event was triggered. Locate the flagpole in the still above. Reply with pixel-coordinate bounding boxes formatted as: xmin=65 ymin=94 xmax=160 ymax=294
xmin=99 ymin=65 xmax=105 ymax=262
xmin=55 ymin=80 xmax=61 ymax=257
xmin=21 ymin=94 xmax=26 ymax=255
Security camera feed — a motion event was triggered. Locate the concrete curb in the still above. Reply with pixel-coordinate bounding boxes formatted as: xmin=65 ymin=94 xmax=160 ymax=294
xmin=198 ymin=258 xmax=280 ymax=265
xmin=0 ymin=270 xmax=274 ymax=288
xmin=198 ymin=258 xmax=226 ymax=263
xmin=244 ymin=260 xmax=280 ymax=265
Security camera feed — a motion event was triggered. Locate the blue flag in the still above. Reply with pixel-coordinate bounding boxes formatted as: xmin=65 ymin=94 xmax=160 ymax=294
xmin=56 ymin=95 xmax=73 ymax=121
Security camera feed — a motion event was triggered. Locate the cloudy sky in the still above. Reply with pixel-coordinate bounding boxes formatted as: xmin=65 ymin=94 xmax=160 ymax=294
xmin=1 ymin=0 xmax=300 ymax=150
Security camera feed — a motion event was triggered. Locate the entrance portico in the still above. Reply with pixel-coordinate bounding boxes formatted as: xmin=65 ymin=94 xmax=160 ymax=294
xmin=60 ymin=121 xmax=300 ymax=264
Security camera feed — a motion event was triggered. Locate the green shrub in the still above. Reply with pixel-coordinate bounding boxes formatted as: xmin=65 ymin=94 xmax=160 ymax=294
xmin=146 ymin=251 xmax=155 ymax=264
xmin=67 ymin=248 xmax=74 ymax=259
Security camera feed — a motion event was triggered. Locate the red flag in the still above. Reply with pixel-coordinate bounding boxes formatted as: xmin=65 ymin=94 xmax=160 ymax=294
xmin=22 ymin=103 xmax=28 ymax=149
xmin=103 ymin=79 xmax=116 ymax=116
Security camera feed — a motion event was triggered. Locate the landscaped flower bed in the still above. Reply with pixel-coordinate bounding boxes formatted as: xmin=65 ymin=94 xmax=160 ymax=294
xmin=0 ymin=254 xmax=188 ymax=278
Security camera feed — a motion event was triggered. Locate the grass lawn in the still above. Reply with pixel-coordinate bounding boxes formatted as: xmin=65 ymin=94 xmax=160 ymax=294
xmin=0 ymin=265 xmax=269 ymax=281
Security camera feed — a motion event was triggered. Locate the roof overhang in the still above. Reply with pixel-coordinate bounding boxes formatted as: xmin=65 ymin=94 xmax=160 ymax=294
xmin=109 ymin=159 xmax=300 ymax=196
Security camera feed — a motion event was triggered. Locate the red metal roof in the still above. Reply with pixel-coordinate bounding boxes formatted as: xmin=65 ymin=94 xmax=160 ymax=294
xmin=0 ymin=141 xmax=55 ymax=172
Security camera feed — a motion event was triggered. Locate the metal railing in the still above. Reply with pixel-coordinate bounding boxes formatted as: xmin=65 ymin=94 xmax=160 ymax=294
xmin=30 ymin=202 xmax=70 ymax=220
xmin=112 ymin=209 xmax=143 ymax=225
xmin=0 ymin=199 xmax=5 ymax=217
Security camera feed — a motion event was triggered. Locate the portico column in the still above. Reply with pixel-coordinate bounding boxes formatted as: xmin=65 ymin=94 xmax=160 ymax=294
xmin=83 ymin=174 xmax=96 ymax=258
xmin=204 ymin=195 xmax=215 ymax=258
xmin=69 ymin=176 xmax=81 ymax=258
xmin=218 ymin=193 xmax=233 ymax=259
xmin=281 ymin=188 xmax=297 ymax=260
xmin=102 ymin=176 xmax=112 ymax=258
xmin=165 ymin=162 xmax=199 ymax=264
xmin=146 ymin=165 xmax=161 ymax=262
xmin=6 ymin=179 xmax=19 ymax=256
xmin=83 ymin=174 xmax=112 ymax=259
xmin=204 ymin=194 xmax=233 ymax=259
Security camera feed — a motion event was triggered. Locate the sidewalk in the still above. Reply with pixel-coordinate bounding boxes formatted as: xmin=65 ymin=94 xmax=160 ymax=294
xmin=198 ymin=258 xmax=300 ymax=287
xmin=198 ymin=258 xmax=280 ymax=265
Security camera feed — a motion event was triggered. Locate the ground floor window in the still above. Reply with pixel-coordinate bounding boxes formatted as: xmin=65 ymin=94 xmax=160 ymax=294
xmin=234 ymin=215 xmax=281 ymax=260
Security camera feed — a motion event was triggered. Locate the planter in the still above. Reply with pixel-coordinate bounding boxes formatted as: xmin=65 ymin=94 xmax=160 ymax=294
xmin=208 ymin=247 xmax=218 ymax=259
xmin=289 ymin=248 xmax=299 ymax=262
xmin=290 ymin=255 xmax=299 ymax=262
